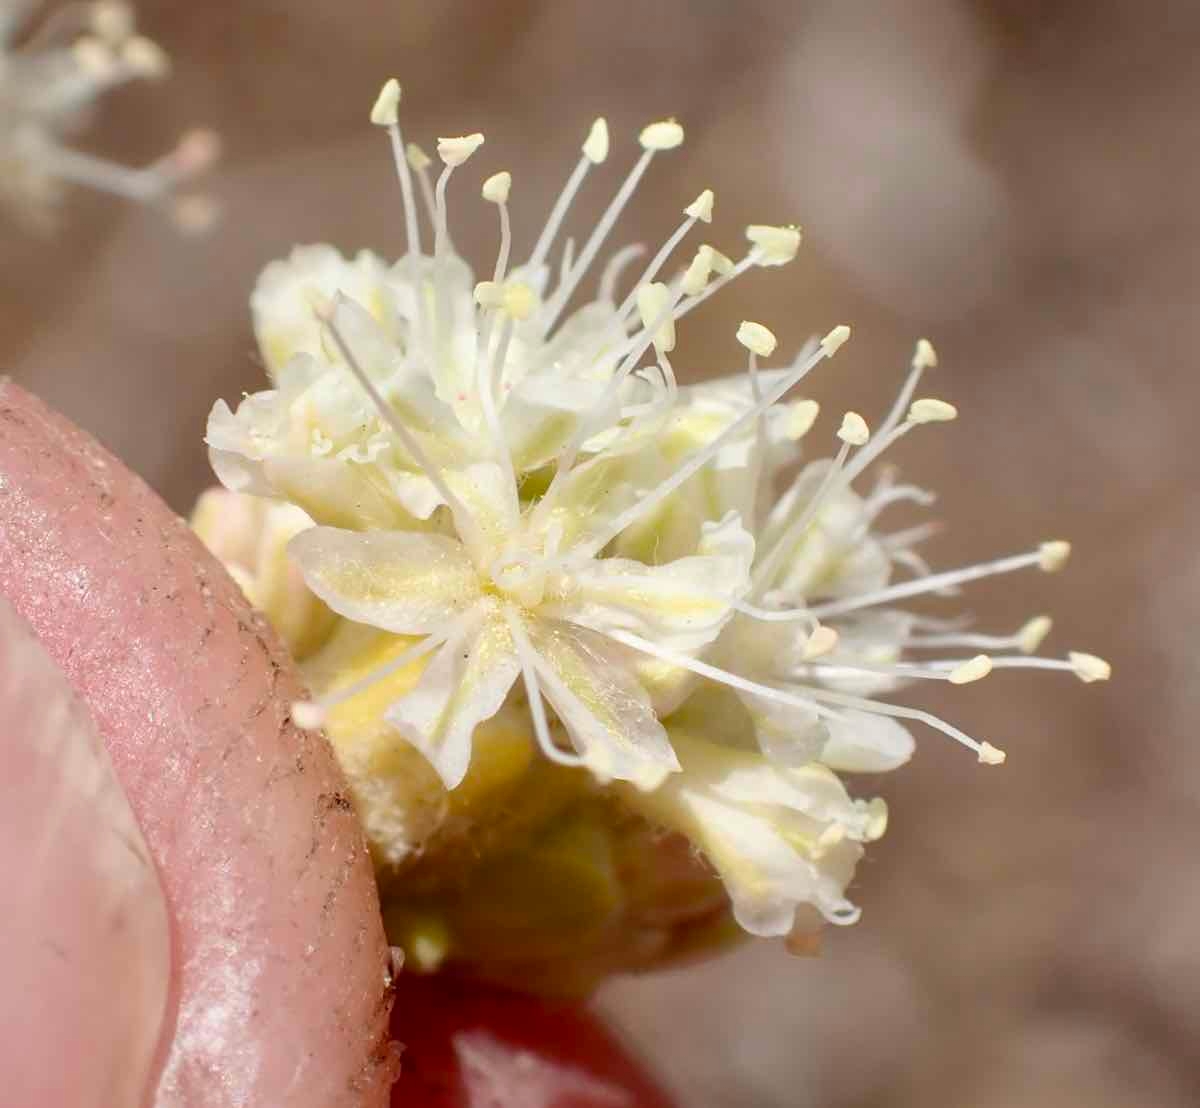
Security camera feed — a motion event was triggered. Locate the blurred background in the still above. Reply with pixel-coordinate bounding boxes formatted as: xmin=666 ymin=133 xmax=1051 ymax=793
xmin=3 ymin=1 xmax=1197 ymax=1104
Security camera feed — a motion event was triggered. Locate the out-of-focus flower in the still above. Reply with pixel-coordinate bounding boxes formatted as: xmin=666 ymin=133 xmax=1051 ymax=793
xmin=0 ymin=0 xmax=217 ymax=229
xmin=194 ymin=79 xmax=1108 ymax=988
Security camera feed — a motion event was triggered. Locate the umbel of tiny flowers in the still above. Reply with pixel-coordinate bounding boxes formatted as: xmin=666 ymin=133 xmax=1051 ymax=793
xmin=0 ymin=0 xmax=218 ymax=230
xmin=196 ymin=78 xmax=1110 ymax=984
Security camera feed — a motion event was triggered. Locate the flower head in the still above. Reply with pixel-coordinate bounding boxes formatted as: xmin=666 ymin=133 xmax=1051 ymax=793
xmin=197 ymin=80 xmax=1108 ymax=979
xmin=0 ymin=0 xmax=217 ymax=229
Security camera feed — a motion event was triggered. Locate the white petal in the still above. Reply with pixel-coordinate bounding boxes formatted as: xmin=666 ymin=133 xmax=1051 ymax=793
xmin=556 ymin=512 xmax=754 ymax=652
xmin=288 ymin=527 xmax=479 ymax=634
xmin=528 ymin=621 xmax=679 ymax=788
xmin=682 ymin=792 xmax=860 ymax=935
xmin=385 ymin=610 xmax=520 ymax=789
xmin=820 ymin=711 xmax=915 ymax=773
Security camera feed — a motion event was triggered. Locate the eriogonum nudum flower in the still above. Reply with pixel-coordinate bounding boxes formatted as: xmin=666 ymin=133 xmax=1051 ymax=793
xmin=195 ymin=79 xmax=1109 ymax=989
xmin=0 ymin=0 xmax=217 ymax=229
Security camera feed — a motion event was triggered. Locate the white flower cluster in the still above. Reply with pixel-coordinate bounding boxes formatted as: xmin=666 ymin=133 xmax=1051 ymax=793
xmin=205 ymin=80 xmax=1108 ymax=942
xmin=0 ymin=0 xmax=216 ymax=228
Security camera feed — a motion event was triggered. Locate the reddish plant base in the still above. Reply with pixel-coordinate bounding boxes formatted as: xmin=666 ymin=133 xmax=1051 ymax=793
xmin=391 ymin=975 xmax=676 ymax=1107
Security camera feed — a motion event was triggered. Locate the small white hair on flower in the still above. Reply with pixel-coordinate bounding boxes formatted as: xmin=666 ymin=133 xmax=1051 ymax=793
xmin=200 ymin=81 xmax=1108 ymax=948
xmin=0 ymin=0 xmax=218 ymax=230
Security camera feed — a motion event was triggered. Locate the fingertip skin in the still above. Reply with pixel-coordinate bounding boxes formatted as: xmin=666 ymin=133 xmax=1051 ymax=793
xmin=391 ymin=975 xmax=676 ymax=1108
xmin=0 ymin=383 xmax=398 ymax=1106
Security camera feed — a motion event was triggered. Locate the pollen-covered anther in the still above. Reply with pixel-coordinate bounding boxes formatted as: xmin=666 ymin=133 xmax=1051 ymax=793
xmin=437 ymin=133 xmax=485 ymax=167
xmin=908 ymin=398 xmax=958 ymax=424
xmin=686 ymin=189 xmax=715 ymax=223
xmin=370 ymin=78 xmax=402 ymax=127
xmin=681 ymin=247 xmax=714 ymax=295
xmin=802 ymin=625 xmax=839 ymax=659
xmin=501 ymin=282 xmax=537 ymax=321
xmin=482 ymin=171 xmax=512 ymax=205
xmin=785 ymin=399 xmax=820 ymax=440
xmin=121 ymin=35 xmax=170 ymax=79
xmin=838 ymin=411 xmax=870 ymax=446
xmin=583 ymin=117 xmax=609 ymax=163
xmin=636 ymin=282 xmax=676 ymax=352
xmin=736 ymin=320 xmax=777 ymax=358
xmin=639 ymin=119 xmax=685 ymax=151
xmin=705 ymin=245 xmax=735 ymax=276
xmin=1038 ymin=540 xmax=1072 ymax=573
xmin=405 ymin=142 xmax=431 ymax=171
xmin=977 ymin=741 xmax=1007 ymax=766
xmin=912 ymin=337 xmax=938 ymax=371
xmin=949 ymin=654 xmax=992 ymax=685
xmin=291 ymin=700 xmax=327 ymax=731
xmin=91 ymin=1 xmax=135 ymax=42
xmin=1017 ymin=615 xmax=1053 ymax=654
xmin=820 ymin=324 xmax=852 ymax=356
xmin=1068 ymin=651 xmax=1111 ymax=683
xmin=746 ymin=224 xmax=801 ymax=266
xmin=72 ymin=36 xmax=118 ymax=78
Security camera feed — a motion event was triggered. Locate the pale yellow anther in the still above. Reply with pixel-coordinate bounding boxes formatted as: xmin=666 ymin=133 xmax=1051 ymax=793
xmin=802 ymin=625 xmax=839 ymax=660
xmin=291 ymin=700 xmax=326 ymax=730
xmin=172 ymin=128 xmax=221 ymax=176
xmin=482 ymin=171 xmax=511 ymax=204
xmin=913 ymin=337 xmax=938 ymax=371
xmin=949 ymin=654 xmax=992 ymax=685
xmin=370 ymin=78 xmax=401 ymax=127
xmin=820 ymin=324 xmax=852 ymax=356
xmin=864 ymin=797 xmax=889 ymax=841
xmin=91 ymin=1 xmax=134 ymax=42
xmin=736 ymin=320 xmax=777 ymax=358
xmin=636 ymin=282 xmax=676 ymax=352
xmin=1068 ymin=651 xmax=1111 ymax=683
xmin=121 ymin=35 xmax=169 ymax=79
xmin=473 ymin=280 xmax=503 ymax=309
xmin=686 ymin=189 xmax=715 ymax=223
xmin=908 ymin=398 xmax=958 ymax=424
xmin=72 ymin=37 xmax=117 ymax=78
xmin=1039 ymin=541 xmax=1072 ymax=573
xmin=639 ymin=119 xmax=684 ymax=151
xmin=786 ymin=399 xmax=820 ymax=440
xmin=583 ymin=117 xmax=609 ymax=164
xmin=501 ymin=282 xmax=537 ymax=321
xmin=437 ymin=133 xmax=485 ymax=167
xmin=746 ymin=224 xmax=802 ymax=266
xmin=838 ymin=411 xmax=870 ymax=446
xmin=704 ymin=245 xmax=735 ymax=275
xmin=977 ymin=741 xmax=1007 ymax=766
xmin=681 ymin=247 xmax=714 ymax=296
xmin=1017 ymin=615 xmax=1053 ymax=654
xmin=405 ymin=142 xmax=431 ymax=171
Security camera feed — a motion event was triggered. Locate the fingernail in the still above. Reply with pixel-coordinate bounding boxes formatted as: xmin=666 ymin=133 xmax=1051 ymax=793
xmin=0 ymin=599 xmax=171 ymax=1108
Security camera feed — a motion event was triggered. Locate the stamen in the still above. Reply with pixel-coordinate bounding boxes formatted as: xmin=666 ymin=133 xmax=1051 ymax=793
xmin=528 ymin=117 xmax=608 ymax=272
xmin=616 ymin=194 xmax=711 ymax=324
xmin=809 ymin=545 xmax=1060 ymax=621
xmin=576 ymin=327 xmax=851 ymax=558
xmin=370 ymin=79 xmax=422 ymax=259
xmin=542 ymin=120 xmax=683 ymax=333
xmin=606 ymin=628 xmax=1001 ymax=764
xmin=906 ymin=615 xmax=1052 ymax=655
xmin=982 ymin=653 xmax=1111 ymax=683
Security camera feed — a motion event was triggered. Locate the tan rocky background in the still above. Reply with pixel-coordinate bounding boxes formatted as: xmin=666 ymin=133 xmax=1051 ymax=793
xmin=3 ymin=1 xmax=1196 ymax=1104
